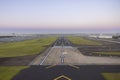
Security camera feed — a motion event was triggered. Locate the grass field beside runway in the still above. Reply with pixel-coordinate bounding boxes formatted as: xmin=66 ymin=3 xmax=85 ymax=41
xmin=0 ymin=37 xmax=57 ymax=57
xmin=0 ymin=66 xmax=28 ymax=80
xmin=95 ymin=52 xmax=120 ymax=55
xmin=102 ymin=73 xmax=120 ymax=80
xmin=67 ymin=36 xmax=102 ymax=45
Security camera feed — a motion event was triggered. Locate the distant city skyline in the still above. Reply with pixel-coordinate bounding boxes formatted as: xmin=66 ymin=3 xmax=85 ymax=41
xmin=0 ymin=0 xmax=120 ymax=33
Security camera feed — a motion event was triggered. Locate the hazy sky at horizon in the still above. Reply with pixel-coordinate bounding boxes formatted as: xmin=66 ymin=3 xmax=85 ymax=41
xmin=0 ymin=0 xmax=120 ymax=33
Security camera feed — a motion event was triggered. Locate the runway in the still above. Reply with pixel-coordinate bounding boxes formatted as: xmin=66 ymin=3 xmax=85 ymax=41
xmin=31 ymin=46 xmax=120 ymax=65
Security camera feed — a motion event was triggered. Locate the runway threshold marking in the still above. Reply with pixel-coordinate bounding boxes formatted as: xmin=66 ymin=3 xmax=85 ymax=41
xmin=54 ymin=75 xmax=71 ymax=80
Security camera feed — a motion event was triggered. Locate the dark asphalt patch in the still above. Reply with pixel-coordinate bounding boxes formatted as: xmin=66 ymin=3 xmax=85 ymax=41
xmin=12 ymin=65 xmax=120 ymax=80
xmin=78 ymin=45 xmax=120 ymax=57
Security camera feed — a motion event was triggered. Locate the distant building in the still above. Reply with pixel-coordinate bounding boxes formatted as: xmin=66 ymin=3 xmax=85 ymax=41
xmin=98 ymin=34 xmax=112 ymax=39
xmin=113 ymin=33 xmax=120 ymax=39
xmin=89 ymin=34 xmax=113 ymax=39
xmin=0 ymin=33 xmax=14 ymax=36
xmin=89 ymin=34 xmax=99 ymax=38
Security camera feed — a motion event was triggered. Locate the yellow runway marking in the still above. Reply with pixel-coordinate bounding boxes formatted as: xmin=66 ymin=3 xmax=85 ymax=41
xmin=46 ymin=64 xmax=79 ymax=70
xmin=68 ymin=64 xmax=80 ymax=69
xmin=46 ymin=64 xmax=57 ymax=69
xmin=54 ymin=75 xmax=71 ymax=80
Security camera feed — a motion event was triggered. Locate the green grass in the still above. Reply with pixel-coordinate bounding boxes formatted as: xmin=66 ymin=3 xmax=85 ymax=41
xmin=102 ymin=73 xmax=120 ymax=80
xmin=67 ymin=36 xmax=102 ymax=45
xmin=0 ymin=66 xmax=28 ymax=80
xmin=0 ymin=37 xmax=57 ymax=57
xmin=95 ymin=52 xmax=120 ymax=55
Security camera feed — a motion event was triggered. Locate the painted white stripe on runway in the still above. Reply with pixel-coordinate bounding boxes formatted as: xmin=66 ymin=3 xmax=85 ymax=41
xmin=40 ymin=48 xmax=53 ymax=65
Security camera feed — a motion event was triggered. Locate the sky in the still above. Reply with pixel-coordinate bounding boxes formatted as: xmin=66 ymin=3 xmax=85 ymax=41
xmin=0 ymin=0 xmax=120 ymax=33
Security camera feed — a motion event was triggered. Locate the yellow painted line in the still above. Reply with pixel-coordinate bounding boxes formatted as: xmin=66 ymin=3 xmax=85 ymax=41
xmin=46 ymin=64 xmax=79 ymax=69
xmin=68 ymin=64 xmax=79 ymax=69
xmin=46 ymin=64 xmax=57 ymax=69
xmin=54 ymin=75 xmax=71 ymax=80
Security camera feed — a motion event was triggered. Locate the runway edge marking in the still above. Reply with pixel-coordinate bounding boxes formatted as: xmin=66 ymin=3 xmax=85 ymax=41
xmin=40 ymin=47 xmax=53 ymax=65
